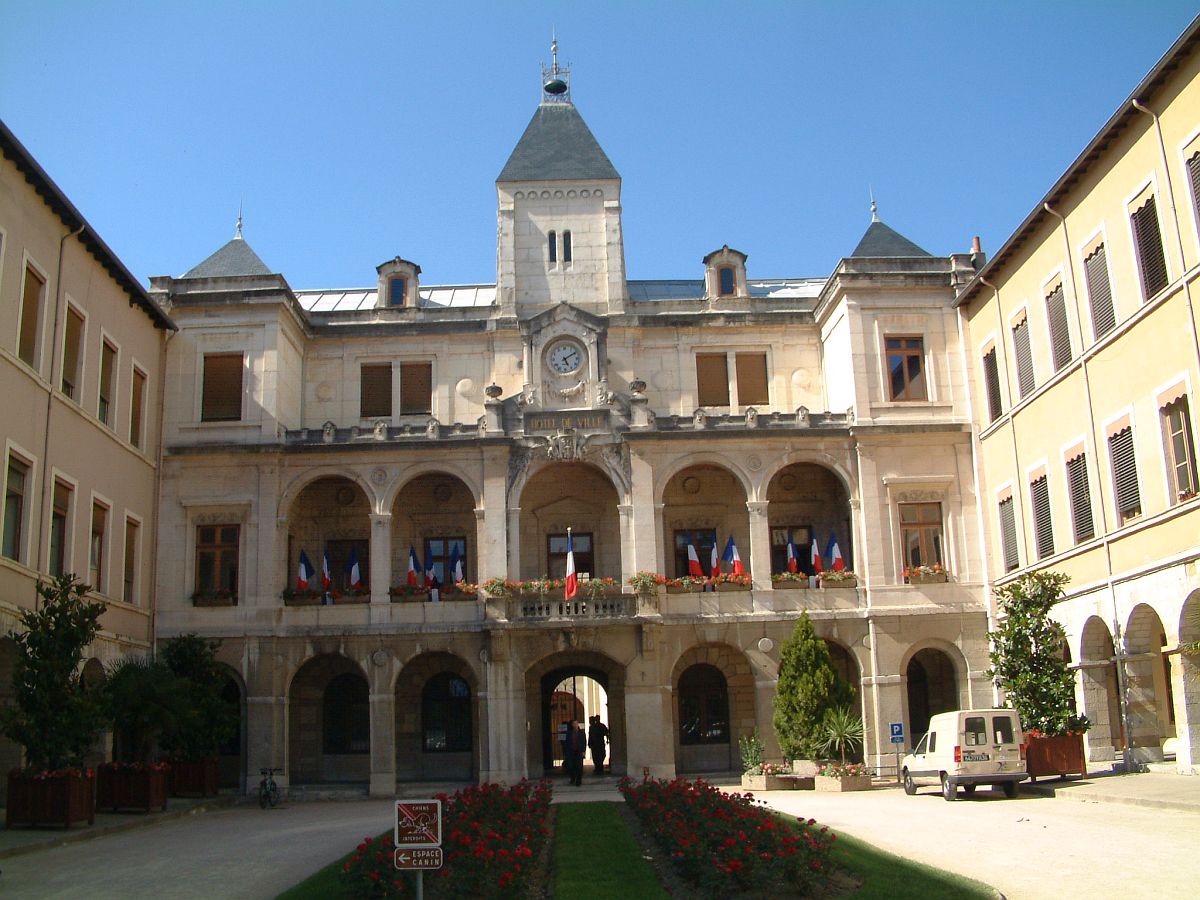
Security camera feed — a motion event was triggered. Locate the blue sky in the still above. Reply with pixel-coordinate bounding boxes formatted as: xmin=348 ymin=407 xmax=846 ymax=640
xmin=2 ymin=2 xmax=1196 ymax=289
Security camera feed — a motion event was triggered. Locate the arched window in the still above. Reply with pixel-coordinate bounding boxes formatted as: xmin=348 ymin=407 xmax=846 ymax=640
xmin=422 ymin=673 xmax=472 ymax=752
xmin=323 ymin=672 xmax=369 ymax=754
xmin=678 ymin=663 xmax=729 ymax=745
xmin=718 ymin=265 xmax=735 ymax=296
xmin=548 ymin=231 xmax=557 ymax=264
xmin=562 ymin=230 xmax=572 ymax=263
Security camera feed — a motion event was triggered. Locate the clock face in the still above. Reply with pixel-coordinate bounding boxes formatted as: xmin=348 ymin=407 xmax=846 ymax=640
xmin=548 ymin=341 xmax=584 ymax=375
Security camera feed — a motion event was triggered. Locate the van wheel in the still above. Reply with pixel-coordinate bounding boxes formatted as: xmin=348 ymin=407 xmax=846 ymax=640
xmin=941 ymin=775 xmax=956 ymax=801
xmin=962 ymin=784 xmax=976 ymax=796
xmin=1002 ymin=781 xmax=1018 ymax=798
xmin=903 ymin=770 xmax=917 ymax=795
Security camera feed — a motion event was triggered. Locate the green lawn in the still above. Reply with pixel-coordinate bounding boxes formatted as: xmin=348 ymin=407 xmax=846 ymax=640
xmin=822 ymin=826 xmax=996 ymax=899
xmin=553 ymin=802 xmax=667 ymax=898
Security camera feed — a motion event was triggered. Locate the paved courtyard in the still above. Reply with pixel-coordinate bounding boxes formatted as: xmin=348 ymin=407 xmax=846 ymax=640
xmin=1 ymin=777 xmax=1197 ymax=898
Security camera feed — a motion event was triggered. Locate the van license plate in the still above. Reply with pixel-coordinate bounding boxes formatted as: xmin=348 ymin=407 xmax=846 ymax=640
xmin=962 ymin=752 xmax=990 ymax=762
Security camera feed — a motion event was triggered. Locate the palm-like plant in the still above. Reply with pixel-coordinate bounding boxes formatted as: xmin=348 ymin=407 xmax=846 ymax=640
xmin=105 ymin=657 xmax=184 ymax=763
xmin=819 ymin=705 xmax=864 ymax=766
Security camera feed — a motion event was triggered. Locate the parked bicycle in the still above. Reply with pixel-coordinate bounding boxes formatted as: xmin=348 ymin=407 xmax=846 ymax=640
xmin=258 ymin=767 xmax=281 ymax=809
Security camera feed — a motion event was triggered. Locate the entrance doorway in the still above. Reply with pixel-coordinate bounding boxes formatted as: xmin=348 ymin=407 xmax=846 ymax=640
xmin=540 ymin=668 xmax=608 ymax=774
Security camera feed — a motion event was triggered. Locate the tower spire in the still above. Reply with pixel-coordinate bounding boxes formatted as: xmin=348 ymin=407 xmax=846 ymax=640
xmin=869 ymin=186 xmax=879 ymax=223
xmin=541 ymin=33 xmax=571 ymax=102
xmin=235 ymin=201 xmax=244 ymax=239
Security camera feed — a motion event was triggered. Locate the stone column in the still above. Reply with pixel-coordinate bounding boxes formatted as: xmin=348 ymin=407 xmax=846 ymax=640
xmin=1078 ymin=661 xmax=1117 ymax=762
xmin=746 ymin=500 xmax=771 ymax=591
xmin=627 ymin=451 xmax=658 ymax=575
xmin=1173 ymin=652 xmax=1200 ymax=772
xmin=653 ymin=503 xmax=667 ymax=575
xmin=245 ymin=644 xmax=288 ymax=792
xmin=617 ymin=504 xmax=634 ymax=585
xmin=625 ymin=683 xmax=675 ymax=779
xmin=479 ymin=451 xmax=509 ymax=581
xmin=480 ymin=642 xmax=526 ymax=783
xmin=368 ymin=654 xmax=396 ymax=796
xmin=368 ymin=513 xmax=391 ymax=605
xmin=506 ymin=507 xmax=522 ymax=580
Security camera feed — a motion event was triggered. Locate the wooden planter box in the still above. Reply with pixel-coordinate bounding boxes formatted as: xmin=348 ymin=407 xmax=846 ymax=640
xmin=97 ymin=766 xmax=168 ymax=813
xmin=1026 ymin=733 xmax=1087 ymax=781
xmin=169 ymin=757 xmax=220 ymax=797
xmin=908 ymin=573 xmax=948 ymax=585
xmin=814 ymin=773 xmax=873 ymax=792
xmin=6 ymin=770 xmax=95 ymax=828
xmin=716 ymin=583 xmax=751 ymax=592
xmin=772 ymin=582 xmax=810 ymax=590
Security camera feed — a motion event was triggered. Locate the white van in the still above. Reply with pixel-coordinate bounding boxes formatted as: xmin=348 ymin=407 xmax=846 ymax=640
xmin=901 ymin=708 xmax=1027 ymax=801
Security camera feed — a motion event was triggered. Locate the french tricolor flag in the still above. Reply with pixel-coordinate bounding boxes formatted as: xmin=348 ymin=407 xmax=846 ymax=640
xmin=449 ymin=543 xmax=464 ymax=584
xmin=564 ymin=529 xmax=578 ymax=600
xmin=297 ymin=550 xmax=314 ymax=590
xmin=407 ymin=546 xmax=420 ymax=587
xmin=786 ymin=530 xmax=799 ymax=573
xmin=710 ymin=540 xmax=720 ymax=578
xmin=345 ymin=547 xmax=362 ymax=590
xmin=722 ymin=535 xmax=745 ymax=575
xmin=686 ymin=534 xmax=704 ymax=577
xmin=827 ymin=532 xmax=845 ymax=571
xmin=321 ymin=550 xmax=332 ymax=591
xmin=810 ymin=539 xmax=823 ymax=575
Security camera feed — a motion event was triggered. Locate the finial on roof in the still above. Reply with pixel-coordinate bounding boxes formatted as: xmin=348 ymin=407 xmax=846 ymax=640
xmin=869 ymin=186 xmax=879 ymax=223
xmin=235 ymin=202 xmax=244 ymax=240
xmin=542 ymin=32 xmax=570 ymax=102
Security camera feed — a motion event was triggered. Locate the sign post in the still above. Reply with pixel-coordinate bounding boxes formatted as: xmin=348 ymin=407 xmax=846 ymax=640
xmin=890 ymin=722 xmax=905 ymax=784
xmin=395 ymin=799 xmax=443 ymax=900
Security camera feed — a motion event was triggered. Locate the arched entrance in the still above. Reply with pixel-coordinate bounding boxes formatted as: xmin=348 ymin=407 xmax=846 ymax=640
xmin=218 ymin=667 xmax=246 ymax=790
xmin=766 ymin=463 xmax=853 ymax=575
xmin=395 ymin=652 xmax=478 ymax=782
xmin=906 ymin=647 xmax=958 ymax=738
xmin=519 ymin=463 xmax=620 ymax=581
xmin=525 ymin=651 xmax=624 ymax=778
xmin=672 ymin=644 xmax=755 ymax=774
xmin=391 ymin=473 xmax=477 ymax=589
xmin=662 ymin=464 xmax=748 ymax=578
xmin=1124 ymin=604 xmax=1174 ymax=758
xmin=288 ymin=655 xmax=369 ymax=784
xmin=286 ymin=476 xmax=371 ymax=596
xmin=1080 ymin=616 xmax=1124 ymax=760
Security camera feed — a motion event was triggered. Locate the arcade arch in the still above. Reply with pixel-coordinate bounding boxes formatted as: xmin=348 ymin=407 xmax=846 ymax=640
xmin=394 ymin=651 xmax=479 ymax=782
xmin=518 ymin=463 xmax=620 ymax=581
xmin=1124 ymin=604 xmax=1174 ymax=755
xmin=524 ymin=651 xmax=625 ymax=777
xmin=285 ymin=476 xmax=371 ymax=595
xmin=671 ymin=643 xmax=755 ymax=774
xmin=391 ymin=473 xmax=477 ymax=588
xmin=661 ymin=464 xmax=748 ymax=579
xmin=288 ymin=654 xmax=369 ymax=785
xmin=1079 ymin=616 xmax=1124 ymax=759
xmin=904 ymin=646 xmax=961 ymax=738
xmin=765 ymin=463 xmax=852 ymax=576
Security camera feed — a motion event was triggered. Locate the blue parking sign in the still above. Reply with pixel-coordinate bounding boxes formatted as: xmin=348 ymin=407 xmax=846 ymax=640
xmin=890 ymin=722 xmax=904 ymax=744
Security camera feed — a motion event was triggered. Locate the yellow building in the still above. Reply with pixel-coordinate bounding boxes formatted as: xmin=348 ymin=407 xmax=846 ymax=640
xmin=957 ymin=20 xmax=1200 ymax=772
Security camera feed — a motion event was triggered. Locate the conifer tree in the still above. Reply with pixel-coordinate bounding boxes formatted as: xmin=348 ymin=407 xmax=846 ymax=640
xmin=773 ymin=611 xmax=854 ymax=759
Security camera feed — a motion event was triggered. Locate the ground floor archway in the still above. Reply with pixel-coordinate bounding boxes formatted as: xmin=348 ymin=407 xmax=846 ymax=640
xmin=906 ymin=647 xmax=959 ymax=738
xmin=395 ymin=651 xmax=479 ymax=782
xmin=288 ymin=654 xmax=370 ymax=785
xmin=524 ymin=651 xmax=625 ymax=778
xmin=671 ymin=644 xmax=755 ymax=774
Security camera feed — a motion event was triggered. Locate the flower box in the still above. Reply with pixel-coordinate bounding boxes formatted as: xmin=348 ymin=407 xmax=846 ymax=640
xmin=814 ymin=773 xmax=873 ymax=792
xmin=5 ymin=769 xmax=95 ymax=828
xmin=1026 ymin=733 xmax=1087 ymax=781
xmin=192 ymin=593 xmax=237 ymax=607
xmin=97 ymin=764 xmax=168 ymax=812
xmin=332 ymin=592 xmax=369 ymax=605
xmin=740 ymin=772 xmax=796 ymax=791
xmin=821 ymin=577 xmax=857 ymax=589
xmin=716 ymin=582 xmax=751 ymax=592
xmin=283 ymin=592 xmax=323 ymax=606
xmin=908 ymin=572 xmax=948 ymax=585
xmin=169 ymin=757 xmax=220 ymax=797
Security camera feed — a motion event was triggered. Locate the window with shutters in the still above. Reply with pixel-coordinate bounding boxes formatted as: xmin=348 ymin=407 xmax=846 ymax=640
xmin=1108 ymin=426 xmax=1141 ymax=524
xmin=129 ymin=368 xmax=147 ymax=449
xmin=98 ymin=340 xmax=117 ymax=427
xmin=734 ymin=353 xmax=769 ymax=405
xmin=899 ymin=502 xmax=942 ymax=572
xmin=1066 ymin=453 xmax=1095 ymax=543
xmin=1161 ymin=397 xmax=1198 ymax=502
xmin=399 ymin=362 xmax=433 ymax=415
xmin=201 ymin=353 xmax=243 ymax=422
xmin=1012 ymin=316 xmax=1035 ymax=398
xmin=886 ymin=336 xmax=926 ymax=401
xmin=50 ymin=480 xmax=72 ymax=577
xmin=982 ymin=347 xmax=1003 ymax=422
xmin=18 ymin=264 xmax=46 ymax=368
xmin=1084 ymin=244 xmax=1116 ymax=339
xmin=61 ymin=306 xmax=85 ymax=400
xmin=388 ymin=276 xmax=407 ymax=307
xmin=1045 ymin=284 xmax=1071 ymax=372
xmin=1189 ymin=150 xmax=1200 ymax=241
xmin=998 ymin=497 xmax=1019 ymax=572
xmin=1130 ymin=196 xmax=1168 ymax=299
xmin=360 ymin=363 xmax=392 ymax=418
xmin=196 ymin=524 xmax=239 ymax=596
xmin=1030 ymin=475 xmax=1054 ymax=559
xmin=90 ymin=501 xmax=107 ymax=592
xmin=3 ymin=456 xmax=31 ymax=562
xmin=123 ymin=518 xmax=139 ymax=604
xmin=696 ymin=354 xmax=730 ymax=406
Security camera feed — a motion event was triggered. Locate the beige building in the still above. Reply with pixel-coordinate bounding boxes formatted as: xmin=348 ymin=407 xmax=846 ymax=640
xmin=957 ymin=21 xmax=1200 ymax=773
xmin=147 ymin=51 xmax=994 ymax=795
xmin=0 ymin=120 xmax=175 ymax=792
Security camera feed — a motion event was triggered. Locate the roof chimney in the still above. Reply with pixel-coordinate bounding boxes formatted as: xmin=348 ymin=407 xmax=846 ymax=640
xmin=970 ymin=235 xmax=985 ymax=271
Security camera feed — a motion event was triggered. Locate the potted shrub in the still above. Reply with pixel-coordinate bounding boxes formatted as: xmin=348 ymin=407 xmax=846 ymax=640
xmin=627 ymin=571 xmax=665 ymax=596
xmin=160 ymin=635 xmax=237 ymax=797
xmin=904 ymin=562 xmax=948 ymax=585
xmin=988 ymin=571 xmax=1090 ymax=780
xmin=819 ymin=570 xmax=858 ymax=589
xmin=814 ymin=706 xmax=872 ymax=792
xmin=1 ymin=574 xmax=105 ymax=828
xmin=773 ymin=612 xmax=856 ymax=766
xmin=99 ymin=657 xmax=176 ymax=812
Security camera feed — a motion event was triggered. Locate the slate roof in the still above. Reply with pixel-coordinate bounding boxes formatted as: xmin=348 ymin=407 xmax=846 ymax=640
xmin=849 ymin=220 xmax=931 ymax=258
xmin=498 ymin=103 xmax=619 ymax=182
xmin=182 ymin=236 xmax=273 ymax=278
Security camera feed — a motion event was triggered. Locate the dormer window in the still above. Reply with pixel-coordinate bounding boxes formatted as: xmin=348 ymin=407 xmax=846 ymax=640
xmin=718 ymin=266 xmax=735 ymax=297
xmin=702 ymin=245 xmax=748 ymax=300
xmin=376 ymin=257 xmax=421 ymax=310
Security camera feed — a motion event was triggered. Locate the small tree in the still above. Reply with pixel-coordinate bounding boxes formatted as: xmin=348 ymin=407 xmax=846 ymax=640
xmin=819 ymin=706 xmax=864 ymax=765
xmin=105 ymin=657 xmax=185 ymax=763
xmin=0 ymin=575 xmax=106 ymax=771
xmin=988 ymin=571 xmax=1090 ymax=736
xmin=159 ymin=634 xmax=236 ymax=760
xmin=773 ymin=612 xmax=855 ymax=758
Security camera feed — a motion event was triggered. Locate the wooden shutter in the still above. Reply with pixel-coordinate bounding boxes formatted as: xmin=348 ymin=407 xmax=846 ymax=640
xmin=19 ymin=265 xmax=44 ymax=365
xmin=1030 ymin=475 xmax=1054 ymax=559
xmin=201 ymin=354 xmax=243 ymax=421
xmin=400 ymin=362 xmax=432 ymax=414
xmin=360 ymin=363 xmax=392 ymax=418
xmin=1045 ymin=285 xmax=1071 ymax=372
xmin=1131 ymin=197 xmax=1168 ymax=298
xmin=1012 ymin=318 xmax=1035 ymax=398
xmin=130 ymin=369 xmax=146 ymax=448
xmin=62 ymin=307 xmax=84 ymax=398
xmin=696 ymin=354 xmax=730 ymax=406
xmin=998 ymin=497 xmax=1019 ymax=572
xmin=983 ymin=349 xmax=1002 ymax=422
xmin=734 ymin=353 xmax=768 ymax=405
xmin=1189 ymin=151 xmax=1200 ymax=224
xmin=1066 ymin=453 xmax=1094 ymax=542
xmin=1108 ymin=427 xmax=1141 ymax=521
xmin=1084 ymin=245 xmax=1115 ymax=338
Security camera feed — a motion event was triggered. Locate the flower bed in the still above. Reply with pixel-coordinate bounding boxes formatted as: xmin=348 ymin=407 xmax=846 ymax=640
xmin=619 ymin=777 xmax=834 ymax=897
xmin=338 ymin=779 xmax=552 ymax=898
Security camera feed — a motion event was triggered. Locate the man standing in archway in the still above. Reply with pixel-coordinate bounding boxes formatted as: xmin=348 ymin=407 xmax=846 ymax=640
xmin=564 ymin=719 xmax=586 ymax=786
xmin=588 ymin=715 xmax=609 ymax=775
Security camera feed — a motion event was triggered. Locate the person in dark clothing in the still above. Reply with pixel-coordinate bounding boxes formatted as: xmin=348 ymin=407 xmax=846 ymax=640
xmin=564 ymin=719 xmax=587 ymax=786
xmin=588 ymin=715 xmax=610 ymax=775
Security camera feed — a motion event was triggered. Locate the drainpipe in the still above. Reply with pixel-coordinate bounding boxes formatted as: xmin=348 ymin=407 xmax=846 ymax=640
xmin=1041 ymin=202 xmax=1135 ymax=772
xmin=36 ymin=222 xmax=86 ymax=587
xmin=149 ymin=326 xmax=174 ymax=657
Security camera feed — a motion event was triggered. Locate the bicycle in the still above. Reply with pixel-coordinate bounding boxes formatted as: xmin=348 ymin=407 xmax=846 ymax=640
xmin=258 ymin=767 xmax=281 ymax=809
